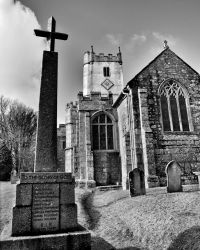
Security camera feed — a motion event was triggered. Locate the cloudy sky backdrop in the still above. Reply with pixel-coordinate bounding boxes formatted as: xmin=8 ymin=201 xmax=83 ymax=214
xmin=1 ymin=0 xmax=200 ymax=124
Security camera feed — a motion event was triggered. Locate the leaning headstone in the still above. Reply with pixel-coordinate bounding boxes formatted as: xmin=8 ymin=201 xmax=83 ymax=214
xmin=0 ymin=17 xmax=91 ymax=250
xmin=129 ymin=168 xmax=145 ymax=197
xmin=166 ymin=160 xmax=182 ymax=193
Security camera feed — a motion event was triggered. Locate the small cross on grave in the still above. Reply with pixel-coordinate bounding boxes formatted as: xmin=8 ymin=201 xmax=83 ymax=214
xmin=34 ymin=16 xmax=68 ymax=52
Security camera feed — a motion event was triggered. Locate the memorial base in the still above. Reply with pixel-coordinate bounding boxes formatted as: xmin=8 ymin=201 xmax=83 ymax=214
xmin=0 ymin=223 xmax=91 ymax=250
xmin=12 ymin=172 xmax=79 ymax=236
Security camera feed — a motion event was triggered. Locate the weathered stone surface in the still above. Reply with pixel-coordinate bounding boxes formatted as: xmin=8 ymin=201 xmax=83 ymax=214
xmin=60 ymin=204 xmax=78 ymax=230
xmin=129 ymin=168 xmax=146 ymax=196
xmin=166 ymin=161 xmax=182 ymax=193
xmin=32 ymin=184 xmax=59 ymax=234
xmin=67 ymin=230 xmax=91 ymax=250
xmin=12 ymin=207 xmax=31 ymax=236
xmin=60 ymin=183 xmax=75 ymax=205
xmin=16 ymin=184 xmax=32 ymax=206
xmin=115 ymin=47 xmax=200 ymax=189
xmin=20 ymin=172 xmax=73 ymax=183
xmin=193 ymin=172 xmax=200 ymax=190
xmin=1 ymin=223 xmax=91 ymax=250
xmin=57 ymin=124 xmax=66 ymax=171
xmin=34 ymin=51 xmax=58 ymax=173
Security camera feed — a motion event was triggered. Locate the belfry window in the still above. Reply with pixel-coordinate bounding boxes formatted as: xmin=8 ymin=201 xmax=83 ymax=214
xmin=103 ymin=67 xmax=110 ymax=77
xmin=92 ymin=113 xmax=114 ymax=150
xmin=160 ymin=80 xmax=190 ymax=132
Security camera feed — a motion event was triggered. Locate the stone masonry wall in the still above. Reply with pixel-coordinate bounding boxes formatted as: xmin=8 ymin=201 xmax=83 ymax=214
xmin=117 ymin=95 xmax=132 ymax=189
xmin=130 ymin=48 xmax=200 ymax=186
xmin=93 ymin=151 xmax=121 ymax=185
xmin=57 ymin=124 xmax=66 ymax=171
xmin=65 ymin=102 xmax=79 ymax=176
xmin=75 ymin=92 xmax=121 ymax=186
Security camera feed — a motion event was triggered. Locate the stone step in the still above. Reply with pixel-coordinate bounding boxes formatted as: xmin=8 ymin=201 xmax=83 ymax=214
xmin=96 ymin=185 xmax=122 ymax=191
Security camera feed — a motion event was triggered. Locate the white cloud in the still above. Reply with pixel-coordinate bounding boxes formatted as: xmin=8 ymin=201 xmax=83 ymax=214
xmin=126 ymin=33 xmax=147 ymax=51
xmin=0 ymin=0 xmax=46 ymax=109
xmin=106 ymin=34 xmax=123 ymax=46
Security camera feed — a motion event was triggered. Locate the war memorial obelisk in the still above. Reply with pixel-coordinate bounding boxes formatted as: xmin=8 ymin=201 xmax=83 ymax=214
xmin=0 ymin=17 xmax=91 ymax=250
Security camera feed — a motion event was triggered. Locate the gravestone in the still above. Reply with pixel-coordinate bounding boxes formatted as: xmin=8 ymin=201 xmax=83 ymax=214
xmin=166 ymin=160 xmax=182 ymax=193
xmin=0 ymin=17 xmax=91 ymax=250
xmin=129 ymin=168 xmax=145 ymax=197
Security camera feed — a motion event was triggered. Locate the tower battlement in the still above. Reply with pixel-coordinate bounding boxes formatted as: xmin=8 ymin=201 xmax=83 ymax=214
xmin=84 ymin=48 xmax=122 ymax=65
xmin=66 ymin=101 xmax=78 ymax=109
xmin=78 ymin=91 xmax=113 ymax=101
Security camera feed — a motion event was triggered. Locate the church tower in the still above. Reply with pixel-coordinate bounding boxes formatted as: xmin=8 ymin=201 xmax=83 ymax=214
xmin=65 ymin=47 xmax=124 ymax=187
xmin=83 ymin=46 xmax=123 ymax=101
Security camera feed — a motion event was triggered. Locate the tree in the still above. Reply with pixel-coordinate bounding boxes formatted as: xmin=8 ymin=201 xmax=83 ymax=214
xmin=0 ymin=95 xmax=37 ymax=174
xmin=0 ymin=140 xmax=12 ymax=180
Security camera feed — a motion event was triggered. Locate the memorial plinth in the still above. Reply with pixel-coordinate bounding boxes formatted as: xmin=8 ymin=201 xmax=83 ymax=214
xmin=12 ymin=172 xmax=79 ymax=236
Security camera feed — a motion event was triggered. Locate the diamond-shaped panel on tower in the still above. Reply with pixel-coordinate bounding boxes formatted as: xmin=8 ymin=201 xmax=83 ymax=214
xmin=101 ymin=79 xmax=114 ymax=90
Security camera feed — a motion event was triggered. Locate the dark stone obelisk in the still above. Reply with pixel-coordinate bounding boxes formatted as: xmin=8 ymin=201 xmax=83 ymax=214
xmin=0 ymin=17 xmax=91 ymax=250
xmin=34 ymin=50 xmax=58 ymax=172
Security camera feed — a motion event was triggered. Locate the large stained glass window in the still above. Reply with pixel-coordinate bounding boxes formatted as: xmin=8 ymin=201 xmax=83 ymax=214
xmin=160 ymin=80 xmax=190 ymax=132
xmin=92 ymin=113 xmax=114 ymax=150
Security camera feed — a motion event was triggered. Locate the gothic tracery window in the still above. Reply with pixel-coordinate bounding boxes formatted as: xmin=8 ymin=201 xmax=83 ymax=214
xmin=160 ymin=80 xmax=190 ymax=132
xmin=92 ymin=113 xmax=114 ymax=150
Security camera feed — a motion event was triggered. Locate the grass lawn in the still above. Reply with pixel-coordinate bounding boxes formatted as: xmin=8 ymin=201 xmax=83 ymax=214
xmin=1 ymin=181 xmax=200 ymax=250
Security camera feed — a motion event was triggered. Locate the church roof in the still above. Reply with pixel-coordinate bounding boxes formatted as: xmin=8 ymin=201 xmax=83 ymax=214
xmin=113 ymin=47 xmax=200 ymax=108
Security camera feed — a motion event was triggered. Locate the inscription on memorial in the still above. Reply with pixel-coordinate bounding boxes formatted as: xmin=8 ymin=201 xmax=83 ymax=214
xmin=32 ymin=184 xmax=59 ymax=233
xmin=21 ymin=172 xmax=73 ymax=183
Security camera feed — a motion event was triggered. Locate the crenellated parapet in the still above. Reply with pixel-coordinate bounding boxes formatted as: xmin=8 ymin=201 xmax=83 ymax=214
xmin=66 ymin=101 xmax=78 ymax=110
xmin=77 ymin=91 xmax=113 ymax=111
xmin=78 ymin=91 xmax=113 ymax=100
xmin=83 ymin=48 xmax=122 ymax=65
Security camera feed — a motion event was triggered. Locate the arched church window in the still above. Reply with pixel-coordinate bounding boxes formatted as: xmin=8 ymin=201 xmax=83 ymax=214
xmin=160 ymin=80 xmax=190 ymax=132
xmin=103 ymin=67 xmax=110 ymax=77
xmin=92 ymin=113 xmax=114 ymax=150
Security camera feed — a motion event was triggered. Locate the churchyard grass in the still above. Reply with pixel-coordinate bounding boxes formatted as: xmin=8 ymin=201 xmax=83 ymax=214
xmin=1 ymin=181 xmax=200 ymax=250
xmin=79 ymin=189 xmax=200 ymax=250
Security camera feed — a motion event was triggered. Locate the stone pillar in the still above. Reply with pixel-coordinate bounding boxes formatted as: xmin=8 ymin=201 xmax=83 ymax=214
xmin=85 ymin=112 xmax=95 ymax=187
xmin=65 ymin=106 xmax=74 ymax=173
xmin=138 ymin=88 xmax=159 ymax=188
xmin=78 ymin=111 xmax=87 ymax=185
xmin=34 ymin=51 xmax=58 ymax=172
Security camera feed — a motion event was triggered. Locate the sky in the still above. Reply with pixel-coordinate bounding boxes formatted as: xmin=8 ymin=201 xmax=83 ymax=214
xmin=1 ymin=0 xmax=200 ymax=125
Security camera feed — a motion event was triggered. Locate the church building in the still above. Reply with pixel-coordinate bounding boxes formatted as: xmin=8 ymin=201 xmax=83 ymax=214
xmin=62 ymin=42 xmax=200 ymax=189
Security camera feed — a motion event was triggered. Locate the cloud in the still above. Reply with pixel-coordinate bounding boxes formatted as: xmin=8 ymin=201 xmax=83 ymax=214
xmin=152 ymin=32 xmax=177 ymax=47
xmin=106 ymin=34 xmax=123 ymax=46
xmin=0 ymin=0 xmax=46 ymax=109
xmin=125 ymin=34 xmax=147 ymax=51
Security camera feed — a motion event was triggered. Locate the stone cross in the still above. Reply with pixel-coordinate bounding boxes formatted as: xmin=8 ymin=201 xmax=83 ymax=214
xmin=34 ymin=16 xmax=68 ymax=52
xmin=34 ymin=17 xmax=68 ymax=172
xmin=164 ymin=40 xmax=169 ymax=49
